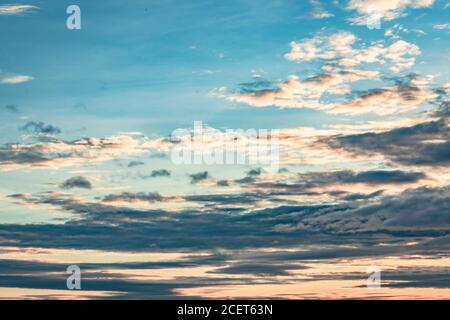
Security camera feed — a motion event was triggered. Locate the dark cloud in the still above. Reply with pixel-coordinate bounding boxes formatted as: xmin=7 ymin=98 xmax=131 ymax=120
xmin=0 ymin=146 xmax=51 ymax=165
xmin=217 ymin=180 xmax=230 ymax=187
xmin=247 ymin=168 xmax=262 ymax=177
xmin=324 ymin=118 xmax=450 ymax=166
xmin=4 ymin=104 xmax=19 ymax=113
xmin=102 ymin=192 xmax=163 ymax=203
xmin=341 ymin=190 xmax=384 ymax=201
xmin=299 ymin=170 xmax=425 ymax=185
xmin=127 ymin=161 xmax=145 ymax=167
xmin=238 ymin=78 xmax=274 ymax=93
xmin=210 ymin=262 xmax=306 ymax=276
xmin=20 ymin=121 xmax=61 ymax=135
xmin=150 ymin=169 xmax=171 ymax=178
xmin=244 ymin=170 xmax=424 ymax=194
xmin=189 ymin=171 xmax=209 ymax=184
xmin=3 ymin=186 xmax=449 ymax=253
xmin=274 ymin=186 xmax=450 ymax=233
xmin=60 ymin=176 xmax=92 ymax=189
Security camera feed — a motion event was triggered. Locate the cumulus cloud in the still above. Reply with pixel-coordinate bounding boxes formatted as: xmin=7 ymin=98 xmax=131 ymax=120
xmin=346 ymin=0 xmax=435 ymax=26
xmin=60 ymin=176 xmax=92 ymax=189
xmin=285 ymin=32 xmax=420 ymax=73
xmin=0 ymin=4 xmax=38 ymax=15
xmin=230 ymin=69 xmax=437 ymax=115
xmin=228 ymin=69 xmax=379 ymax=110
xmin=329 ymin=74 xmax=437 ymax=115
xmin=226 ymin=32 xmax=430 ymax=114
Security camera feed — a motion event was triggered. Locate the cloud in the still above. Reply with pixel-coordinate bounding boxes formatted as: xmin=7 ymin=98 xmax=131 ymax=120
xmin=228 ymin=69 xmax=379 ymax=110
xmin=3 ymin=185 xmax=450 ymax=254
xmin=150 ymin=169 xmax=171 ymax=178
xmin=3 ymin=104 xmax=19 ymax=113
xmin=127 ymin=161 xmax=145 ymax=167
xmin=329 ymin=75 xmax=437 ymax=115
xmin=230 ymin=69 xmax=438 ymax=115
xmin=247 ymin=168 xmax=262 ymax=177
xmin=189 ymin=171 xmax=209 ymax=184
xmin=279 ymin=186 xmax=450 ymax=233
xmin=20 ymin=121 xmax=61 ymax=135
xmin=346 ymin=0 xmax=435 ymax=26
xmin=285 ymin=32 xmax=420 ymax=73
xmin=0 ymin=134 xmax=164 ymax=171
xmin=298 ymin=170 xmax=426 ymax=185
xmin=324 ymin=117 xmax=450 ymax=166
xmin=102 ymin=192 xmax=163 ymax=203
xmin=0 ymin=73 xmax=33 ymax=84
xmin=0 ymin=4 xmax=38 ymax=15
xmin=433 ymin=23 xmax=450 ymax=30
xmin=242 ymin=169 xmax=425 ymax=199
xmin=226 ymin=32 xmax=430 ymax=114
xmin=309 ymin=0 xmax=334 ymax=19
xmin=60 ymin=176 xmax=92 ymax=189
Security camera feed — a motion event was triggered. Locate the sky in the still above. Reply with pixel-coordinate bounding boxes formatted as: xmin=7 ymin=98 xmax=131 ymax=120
xmin=0 ymin=0 xmax=449 ymax=299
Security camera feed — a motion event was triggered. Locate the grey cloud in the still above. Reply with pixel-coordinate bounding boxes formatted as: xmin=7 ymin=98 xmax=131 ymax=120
xmin=189 ymin=171 xmax=209 ymax=184
xmin=150 ymin=169 xmax=171 ymax=177
xmin=102 ymin=192 xmax=163 ymax=203
xmin=20 ymin=121 xmax=61 ymax=135
xmin=245 ymin=170 xmax=425 ymax=194
xmin=128 ymin=161 xmax=145 ymax=167
xmin=247 ymin=168 xmax=262 ymax=177
xmin=324 ymin=118 xmax=450 ymax=166
xmin=275 ymin=186 xmax=450 ymax=234
xmin=341 ymin=190 xmax=384 ymax=201
xmin=61 ymin=176 xmax=92 ymax=189
xmin=210 ymin=262 xmax=306 ymax=276
xmin=4 ymin=104 xmax=19 ymax=113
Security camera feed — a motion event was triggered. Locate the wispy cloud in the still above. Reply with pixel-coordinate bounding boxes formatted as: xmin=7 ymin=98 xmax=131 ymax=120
xmin=0 ymin=73 xmax=33 ymax=84
xmin=309 ymin=0 xmax=334 ymax=19
xmin=0 ymin=4 xmax=38 ymax=15
xmin=433 ymin=23 xmax=450 ymax=30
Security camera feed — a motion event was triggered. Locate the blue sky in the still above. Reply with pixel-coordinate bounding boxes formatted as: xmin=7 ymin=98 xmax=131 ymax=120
xmin=0 ymin=0 xmax=449 ymax=299
xmin=1 ymin=0 xmax=447 ymax=140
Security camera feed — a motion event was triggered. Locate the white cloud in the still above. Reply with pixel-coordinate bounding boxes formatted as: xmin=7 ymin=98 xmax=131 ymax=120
xmin=309 ymin=0 xmax=334 ymax=19
xmin=347 ymin=0 xmax=435 ymax=26
xmin=227 ymin=62 xmax=435 ymax=115
xmin=433 ymin=23 xmax=450 ymax=30
xmin=330 ymin=82 xmax=437 ymax=115
xmin=0 ymin=4 xmax=38 ymax=15
xmin=228 ymin=68 xmax=379 ymax=110
xmin=0 ymin=73 xmax=34 ymax=84
xmin=285 ymin=31 xmax=420 ymax=73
